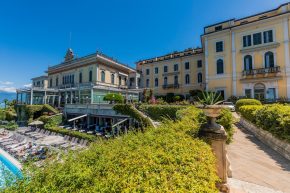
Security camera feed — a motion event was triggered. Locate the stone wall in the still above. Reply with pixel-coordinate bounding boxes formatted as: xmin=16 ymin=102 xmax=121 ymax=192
xmin=240 ymin=117 xmax=290 ymax=161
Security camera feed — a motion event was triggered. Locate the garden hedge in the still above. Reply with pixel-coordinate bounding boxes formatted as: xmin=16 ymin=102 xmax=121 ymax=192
xmin=240 ymin=104 xmax=290 ymax=143
xmin=235 ymin=99 xmax=262 ymax=112
xmin=4 ymin=116 xmax=219 ymax=192
xmin=43 ymin=126 xmax=97 ymax=142
xmin=139 ymin=105 xmax=186 ymax=121
xmin=113 ymin=104 xmax=153 ymax=127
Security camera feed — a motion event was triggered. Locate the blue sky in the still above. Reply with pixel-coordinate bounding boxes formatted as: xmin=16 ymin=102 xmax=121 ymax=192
xmin=0 ymin=0 xmax=288 ymax=92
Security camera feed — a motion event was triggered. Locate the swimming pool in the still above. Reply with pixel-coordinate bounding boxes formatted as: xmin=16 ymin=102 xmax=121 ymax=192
xmin=0 ymin=154 xmax=22 ymax=189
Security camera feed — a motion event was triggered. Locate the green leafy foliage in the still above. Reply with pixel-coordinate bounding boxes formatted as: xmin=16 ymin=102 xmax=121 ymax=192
xmin=44 ymin=126 xmax=96 ymax=142
xmin=139 ymin=105 xmax=186 ymax=121
xmin=38 ymin=114 xmax=63 ymax=128
xmin=197 ymin=91 xmax=223 ymax=106
xmin=235 ymin=99 xmax=262 ymax=112
xmin=113 ymin=104 xmax=153 ymax=127
xmin=4 ymin=118 xmax=219 ymax=193
xmin=240 ymin=104 xmax=290 ymax=143
xmin=216 ymin=109 xmax=235 ymax=144
xmin=103 ymin=93 xmax=124 ymax=103
xmin=0 ymin=121 xmax=18 ymax=130
xmin=239 ymin=105 xmax=263 ymax=123
xmin=176 ymin=107 xmax=234 ymax=144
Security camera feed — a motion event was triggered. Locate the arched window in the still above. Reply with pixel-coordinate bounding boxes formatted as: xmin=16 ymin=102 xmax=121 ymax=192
xmin=198 ymin=73 xmax=202 ymax=83
xmin=174 ymin=75 xmax=178 ymax=85
xmin=111 ymin=74 xmax=115 ymax=84
xmin=89 ymin=70 xmax=93 ymax=82
xmin=244 ymin=55 xmax=253 ymax=71
xmin=56 ymin=77 xmax=59 ymax=86
xmin=164 ymin=77 xmax=167 ymax=85
xmin=79 ymin=72 xmax=82 ymax=83
xmin=101 ymin=71 xmax=105 ymax=82
xmin=185 ymin=74 xmax=190 ymax=84
xmin=217 ymin=59 xmax=224 ymax=74
xmin=154 ymin=78 xmax=158 ymax=87
xmin=265 ymin=51 xmax=274 ymax=68
xmin=146 ymin=79 xmax=149 ymax=87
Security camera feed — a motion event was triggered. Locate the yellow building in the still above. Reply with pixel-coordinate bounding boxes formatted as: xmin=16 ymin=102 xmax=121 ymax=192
xmin=136 ymin=48 xmax=204 ymax=99
xmin=202 ymin=3 xmax=290 ymax=100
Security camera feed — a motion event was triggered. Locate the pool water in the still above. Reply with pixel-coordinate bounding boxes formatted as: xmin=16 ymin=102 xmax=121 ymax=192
xmin=0 ymin=154 xmax=22 ymax=189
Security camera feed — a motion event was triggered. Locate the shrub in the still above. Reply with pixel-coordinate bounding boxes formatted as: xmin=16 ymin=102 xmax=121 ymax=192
xmin=4 ymin=119 xmax=219 ymax=193
xmin=139 ymin=105 xmax=186 ymax=121
xmin=216 ymin=108 xmax=235 ymax=144
xmin=240 ymin=104 xmax=290 ymax=143
xmin=239 ymin=105 xmax=263 ymax=123
xmin=39 ymin=114 xmax=63 ymax=127
xmin=0 ymin=121 xmax=18 ymax=131
xmin=235 ymin=99 xmax=262 ymax=112
xmin=113 ymin=104 xmax=153 ymax=127
xmin=44 ymin=126 xmax=96 ymax=142
xmin=103 ymin=93 xmax=124 ymax=103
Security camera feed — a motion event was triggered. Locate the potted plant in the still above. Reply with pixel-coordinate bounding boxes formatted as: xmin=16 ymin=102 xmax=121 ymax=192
xmin=197 ymin=91 xmax=224 ymax=133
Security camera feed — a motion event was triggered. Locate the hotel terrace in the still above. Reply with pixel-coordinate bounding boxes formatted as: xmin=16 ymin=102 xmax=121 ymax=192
xmin=16 ymin=49 xmax=140 ymax=127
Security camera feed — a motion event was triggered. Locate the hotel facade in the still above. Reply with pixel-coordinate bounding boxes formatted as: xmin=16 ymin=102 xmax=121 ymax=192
xmin=138 ymin=3 xmax=290 ymax=101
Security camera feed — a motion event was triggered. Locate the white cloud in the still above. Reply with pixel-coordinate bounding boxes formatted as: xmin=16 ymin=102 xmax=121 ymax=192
xmin=23 ymin=83 xmax=32 ymax=88
xmin=0 ymin=87 xmax=16 ymax=93
xmin=0 ymin=81 xmax=14 ymax=85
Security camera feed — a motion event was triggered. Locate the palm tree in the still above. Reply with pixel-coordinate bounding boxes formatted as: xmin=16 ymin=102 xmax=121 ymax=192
xmin=3 ymin=99 xmax=8 ymax=109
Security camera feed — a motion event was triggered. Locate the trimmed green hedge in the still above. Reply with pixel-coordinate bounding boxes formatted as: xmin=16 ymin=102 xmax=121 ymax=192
xmin=113 ymin=104 xmax=153 ymax=127
xmin=4 ymin=116 xmax=219 ymax=192
xmin=240 ymin=104 xmax=290 ymax=143
xmin=0 ymin=121 xmax=18 ymax=131
xmin=176 ymin=107 xmax=235 ymax=144
xmin=38 ymin=114 xmax=63 ymax=127
xmin=235 ymin=99 xmax=262 ymax=112
xmin=216 ymin=108 xmax=235 ymax=144
xmin=104 ymin=93 xmax=124 ymax=103
xmin=239 ymin=105 xmax=263 ymax=123
xmin=44 ymin=127 xmax=97 ymax=142
xmin=139 ymin=105 xmax=186 ymax=121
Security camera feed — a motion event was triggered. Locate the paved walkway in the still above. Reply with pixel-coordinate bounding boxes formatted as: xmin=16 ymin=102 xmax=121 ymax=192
xmin=227 ymin=116 xmax=290 ymax=193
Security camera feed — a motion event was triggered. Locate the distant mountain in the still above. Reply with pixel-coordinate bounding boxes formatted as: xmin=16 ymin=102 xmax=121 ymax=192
xmin=0 ymin=92 xmax=16 ymax=108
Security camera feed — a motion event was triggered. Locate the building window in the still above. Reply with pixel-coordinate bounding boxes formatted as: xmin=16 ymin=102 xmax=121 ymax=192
xmin=79 ymin=73 xmax=83 ymax=83
xmin=174 ymin=64 xmax=179 ymax=71
xmin=185 ymin=62 xmax=190 ymax=70
xmin=111 ymin=74 xmax=115 ymax=84
xmin=72 ymin=75 xmax=74 ymax=84
xmin=146 ymin=69 xmax=150 ymax=75
xmin=215 ymin=25 xmax=222 ymax=31
xmin=197 ymin=60 xmax=202 ymax=68
xmin=146 ymin=79 xmax=149 ymax=87
xmin=185 ymin=74 xmax=190 ymax=84
xmin=101 ymin=71 xmax=105 ymax=82
xmin=119 ymin=76 xmax=122 ymax=85
xmin=253 ymin=32 xmax=262 ymax=45
xmin=245 ymin=89 xmax=252 ymax=98
xmin=265 ymin=51 xmax=274 ymax=68
xmin=244 ymin=55 xmax=253 ymax=71
xmin=243 ymin=35 xmax=252 ymax=47
xmin=198 ymin=73 xmax=202 ymax=83
xmin=89 ymin=70 xmax=93 ymax=82
xmin=216 ymin=59 xmax=224 ymax=74
xmin=216 ymin=41 xmax=223 ymax=52
xmin=216 ymin=90 xmax=225 ymax=100
xmin=164 ymin=66 xmax=168 ymax=73
xmin=155 ymin=67 xmax=158 ymax=74
xmin=56 ymin=77 xmax=58 ymax=86
xmin=164 ymin=77 xmax=167 ymax=85
xmin=263 ymin=30 xmax=273 ymax=43
xmin=174 ymin=75 xmax=178 ymax=85
xmin=50 ymin=79 xmax=52 ymax=87
xmin=154 ymin=78 xmax=158 ymax=87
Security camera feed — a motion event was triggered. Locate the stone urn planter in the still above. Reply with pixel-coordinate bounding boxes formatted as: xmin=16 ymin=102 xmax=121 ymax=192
xmin=198 ymin=105 xmax=225 ymax=134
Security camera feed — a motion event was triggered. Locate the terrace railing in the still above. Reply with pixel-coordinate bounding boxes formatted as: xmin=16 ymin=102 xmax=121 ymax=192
xmin=242 ymin=66 xmax=280 ymax=76
xmin=162 ymin=83 xmax=180 ymax=89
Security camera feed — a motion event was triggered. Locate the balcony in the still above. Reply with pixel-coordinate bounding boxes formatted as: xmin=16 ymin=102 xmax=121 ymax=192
xmin=242 ymin=66 xmax=280 ymax=76
xmin=162 ymin=83 xmax=180 ymax=89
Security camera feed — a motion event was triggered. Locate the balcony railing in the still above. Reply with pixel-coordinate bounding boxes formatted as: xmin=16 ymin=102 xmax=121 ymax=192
xmin=242 ymin=66 xmax=280 ymax=76
xmin=162 ymin=83 xmax=180 ymax=89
